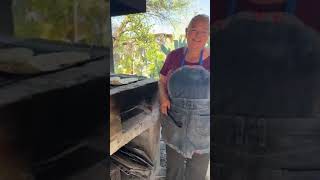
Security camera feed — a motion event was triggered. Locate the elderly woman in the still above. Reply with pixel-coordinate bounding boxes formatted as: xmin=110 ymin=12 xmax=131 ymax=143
xmin=159 ymin=14 xmax=210 ymax=180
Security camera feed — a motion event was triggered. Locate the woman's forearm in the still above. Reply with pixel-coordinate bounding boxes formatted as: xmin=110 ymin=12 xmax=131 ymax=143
xmin=158 ymin=75 xmax=169 ymax=102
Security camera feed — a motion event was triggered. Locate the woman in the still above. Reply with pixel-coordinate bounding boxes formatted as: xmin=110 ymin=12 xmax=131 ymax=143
xmin=159 ymin=14 xmax=210 ymax=180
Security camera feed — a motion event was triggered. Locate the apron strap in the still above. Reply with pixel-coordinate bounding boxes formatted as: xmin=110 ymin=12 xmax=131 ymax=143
xmin=199 ymin=49 xmax=204 ymax=65
xmin=180 ymin=48 xmax=188 ymax=66
xmin=180 ymin=48 xmax=204 ymax=66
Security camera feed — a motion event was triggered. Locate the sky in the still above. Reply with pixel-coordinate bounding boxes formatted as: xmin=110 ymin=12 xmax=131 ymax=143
xmin=198 ymin=0 xmax=211 ymax=17
xmin=151 ymin=0 xmax=210 ymax=35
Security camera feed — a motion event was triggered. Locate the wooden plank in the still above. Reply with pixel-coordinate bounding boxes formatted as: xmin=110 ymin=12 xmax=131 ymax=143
xmin=110 ymin=162 xmax=121 ymax=180
xmin=110 ymin=116 xmax=122 ymax=141
xmin=109 ymin=104 xmax=159 ymax=155
xmin=128 ymin=118 xmax=161 ymax=180
xmin=114 ymin=119 xmax=160 ymax=180
xmin=110 ymin=78 xmax=157 ymax=95
xmin=110 ymin=97 xmax=122 ymax=140
xmin=129 ymin=119 xmax=160 ymax=162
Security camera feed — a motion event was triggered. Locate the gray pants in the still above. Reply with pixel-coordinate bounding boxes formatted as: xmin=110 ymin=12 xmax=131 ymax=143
xmin=166 ymin=145 xmax=209 ymax=180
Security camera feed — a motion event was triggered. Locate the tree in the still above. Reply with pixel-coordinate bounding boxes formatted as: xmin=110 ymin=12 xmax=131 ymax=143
xmin=113 ymin=15 xmax=165 ymax=78
xmin=13 ymin=0 xmax=108 ymax=46
xmin=113 ymin=0 xmax=192 ymax=79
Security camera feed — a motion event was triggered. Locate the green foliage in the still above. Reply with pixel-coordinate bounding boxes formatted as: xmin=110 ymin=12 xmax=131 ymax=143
xmin=160 ymin=45 xmax=171 ymax=56
xmin=160 ymin=37 xmax=187 ymax=55
xmin=146 ymin=0 xmax=191 ymax=26
xmin=13 ymin=0 xmax=108 ymax=46
xmin=113 ymin=0 xmax=192 ymax=79
xmin=174 ymin=38 xmax=187 ymax=50
xmin=113 ymin=14 xmax=166 ymax=79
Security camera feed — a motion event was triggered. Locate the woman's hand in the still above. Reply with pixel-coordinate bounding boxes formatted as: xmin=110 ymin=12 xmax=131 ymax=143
xmin=160 ymin=97 xmax=171 ymax=116
xmin=159 ymin=74 xmax=170 ymax=116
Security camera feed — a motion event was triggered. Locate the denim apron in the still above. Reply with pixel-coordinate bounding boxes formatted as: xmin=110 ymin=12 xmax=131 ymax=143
xmin=161 ymin=48 xmax=210 ymax=159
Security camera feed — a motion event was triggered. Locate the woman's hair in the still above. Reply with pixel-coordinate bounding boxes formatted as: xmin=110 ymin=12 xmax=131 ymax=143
xmin=187 ymin=14 xmax=210 ymax=29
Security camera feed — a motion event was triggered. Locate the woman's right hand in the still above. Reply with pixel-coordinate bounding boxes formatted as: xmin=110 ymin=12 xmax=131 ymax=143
xmin=159 ymin=74 xmax=171 ymax=116
xmin=160 ymin=97 xmax=171 ymax=116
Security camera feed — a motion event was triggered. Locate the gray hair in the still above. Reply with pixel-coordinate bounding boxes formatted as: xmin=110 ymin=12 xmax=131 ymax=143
xmin=187 ymin=14 xmax=210 ymax=29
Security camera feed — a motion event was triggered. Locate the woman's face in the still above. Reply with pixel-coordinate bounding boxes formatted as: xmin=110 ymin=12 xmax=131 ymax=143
xmin=186 ymin=20 xmax=209 ymax=50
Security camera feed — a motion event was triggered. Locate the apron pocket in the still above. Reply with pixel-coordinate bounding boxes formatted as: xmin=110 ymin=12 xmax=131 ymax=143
xmin=196 ymin=114 xmax=210 ymax=136
xmin=187 ymin=113 xmax=210 ymax=148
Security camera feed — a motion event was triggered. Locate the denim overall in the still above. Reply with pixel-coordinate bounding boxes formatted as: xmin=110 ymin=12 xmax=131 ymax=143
xmin=161 ymin=48 xmax=210 ymax=159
